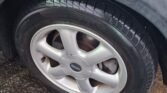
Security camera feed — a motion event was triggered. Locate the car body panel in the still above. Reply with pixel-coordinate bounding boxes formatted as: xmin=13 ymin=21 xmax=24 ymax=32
xmin=0 ymin=0 xmax=4 ymax=5
xmin=116 ymin=0 xmax=167 ymax=39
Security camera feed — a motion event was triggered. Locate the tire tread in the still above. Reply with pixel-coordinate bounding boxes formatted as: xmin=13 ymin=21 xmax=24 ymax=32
xmin=44 ymin=0 xmax=156 ymax=91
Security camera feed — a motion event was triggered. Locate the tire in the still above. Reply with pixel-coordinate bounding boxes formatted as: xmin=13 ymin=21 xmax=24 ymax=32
xmin=15 ymin=0 xmax=157 ymax=93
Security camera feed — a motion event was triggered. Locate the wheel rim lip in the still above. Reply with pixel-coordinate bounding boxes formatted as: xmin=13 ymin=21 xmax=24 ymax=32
xmin=30 ymin=24 xmax=128 ymax=93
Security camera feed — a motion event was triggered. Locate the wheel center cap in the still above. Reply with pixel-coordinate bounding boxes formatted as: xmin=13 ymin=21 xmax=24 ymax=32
xmin=70 ymin=63 xmax=82 ymax=72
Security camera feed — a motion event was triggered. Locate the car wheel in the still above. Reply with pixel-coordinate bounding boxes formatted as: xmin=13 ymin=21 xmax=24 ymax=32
xmin=15 ymin=0 xmax=157 ymax=93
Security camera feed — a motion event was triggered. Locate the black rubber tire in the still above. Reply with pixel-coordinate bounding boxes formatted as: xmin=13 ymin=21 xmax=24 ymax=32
xmin=15 ymin=0 xmax=157 ymax=93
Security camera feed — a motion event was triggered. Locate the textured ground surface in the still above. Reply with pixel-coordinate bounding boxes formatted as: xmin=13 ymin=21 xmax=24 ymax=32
xmin=150 ymin=68 xmax=167 ymax=93
xmin=0 ymin=57 xmax=166 ymax=93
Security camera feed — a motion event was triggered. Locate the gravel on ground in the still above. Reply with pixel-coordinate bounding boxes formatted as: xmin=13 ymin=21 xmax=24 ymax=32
xmin=0 ymin=57 xmax=166 ymax=93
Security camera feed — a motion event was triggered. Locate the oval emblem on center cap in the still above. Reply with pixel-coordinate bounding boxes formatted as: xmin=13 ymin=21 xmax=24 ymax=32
xmin=70 ymin=63 xmax=82 ymax=72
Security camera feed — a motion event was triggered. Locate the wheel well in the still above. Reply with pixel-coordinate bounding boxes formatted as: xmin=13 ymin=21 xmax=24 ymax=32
xmin=1 ymin=0 xmax=167 ymax=85
xmin=0 ymin=0 xmax=42 ymax=59
xmin=113 ymin=1 xmax=167 ymax=85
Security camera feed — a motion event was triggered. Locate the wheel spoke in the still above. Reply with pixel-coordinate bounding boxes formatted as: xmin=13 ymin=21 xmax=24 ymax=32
xmin=59 ymin=28 xmax=79 ymax=55
xmin=84 ymin=44 xmax=114 ymax=66
xmin=91 ymin=68 xmax=119 ymax=87
xmin=48 ymin=66 xmax=66 ymax=78
xmin=77 ymin=79 xmax=94 ymax=93
xmin=41 ymin=57 xmax=50 ymax=70
xmin=30 ymin=24 xmax=127 ymax=93
xmin=37 ymin=38 xmax=63 ymax=62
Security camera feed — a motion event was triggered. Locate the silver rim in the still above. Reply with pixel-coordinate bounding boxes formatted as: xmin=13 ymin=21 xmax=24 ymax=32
xmin=30 ymin=24 xmax=127 ymax=93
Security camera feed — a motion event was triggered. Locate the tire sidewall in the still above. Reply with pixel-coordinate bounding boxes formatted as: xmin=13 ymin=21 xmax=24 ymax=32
xmin=16 ymin=7 xmax=149 ymax=93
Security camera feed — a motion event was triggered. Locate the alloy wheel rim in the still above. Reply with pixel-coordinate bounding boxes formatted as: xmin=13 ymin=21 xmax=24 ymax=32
xmin=30 ymin=24 xmax=128 ymax=93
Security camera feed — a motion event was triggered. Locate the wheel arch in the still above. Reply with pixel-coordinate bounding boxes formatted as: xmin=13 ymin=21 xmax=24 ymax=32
xmin=115 ymin=0 xmax=167 ymax=85
xmin=116 ymin=0 xmax=167 ymax=39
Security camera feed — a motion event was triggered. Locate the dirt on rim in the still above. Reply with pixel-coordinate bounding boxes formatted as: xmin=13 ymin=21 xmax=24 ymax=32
xmin=0 ymin=60 xmax=166 ymax=93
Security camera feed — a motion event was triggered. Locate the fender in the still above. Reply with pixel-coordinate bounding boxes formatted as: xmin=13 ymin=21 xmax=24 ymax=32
xmin=116 ymin=0 xmax=167 ymax=39
xmin=116 ymin=0 xmax=167 ymax=85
